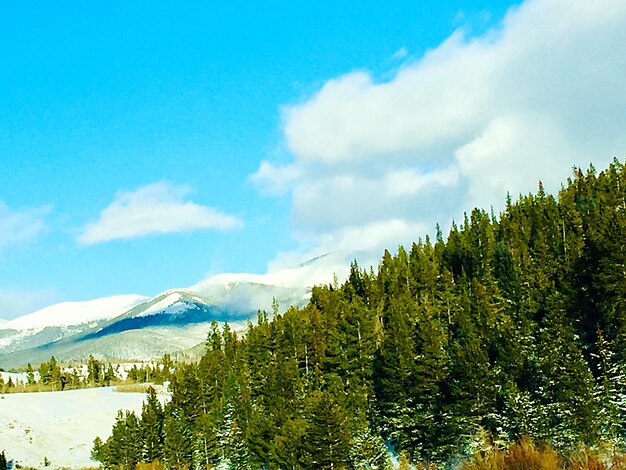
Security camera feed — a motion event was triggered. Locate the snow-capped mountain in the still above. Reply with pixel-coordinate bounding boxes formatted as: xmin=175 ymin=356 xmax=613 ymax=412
xmin=0 ymin=251 xmax=361 ymax=368
xmin=0 ymin=295 xmax=149 ymax=356
xmin=4 ymin=294 xmax=149 ymax=331
xmin=187 ymin=251 xmax=357 ymax=312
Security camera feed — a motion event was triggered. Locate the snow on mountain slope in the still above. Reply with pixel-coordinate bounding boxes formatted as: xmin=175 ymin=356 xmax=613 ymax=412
xmin=4 ymin=251 xmax=357 ymax=333
xmin=3 ymin=294 xmax=149 ymax=330
xmin=133 ymin=292 xmax=186 ymax=318
xmin=0 ymin=324 xmax=216 ymax=369
xmin=113 ymin=251 xmax=360 ymax=322
xmin=187 ymin=250 xmax=361 ymax=313
xmin=108 ymin=291 xmax=211 ymax=324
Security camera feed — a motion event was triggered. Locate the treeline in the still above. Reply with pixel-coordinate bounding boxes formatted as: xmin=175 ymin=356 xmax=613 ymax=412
xmin=94 ymin=159 xmax=626 ymax=468
xmin=0 ymin=354 xmax=174 ymax=393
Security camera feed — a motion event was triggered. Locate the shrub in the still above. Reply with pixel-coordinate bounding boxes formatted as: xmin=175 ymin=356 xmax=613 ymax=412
xmin=461 ymin=438 xmax=562 ymax=470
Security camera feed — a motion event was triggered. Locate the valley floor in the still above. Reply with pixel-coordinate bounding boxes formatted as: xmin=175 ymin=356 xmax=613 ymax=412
xmin=0 ymin=385 xmax=169 ymax=469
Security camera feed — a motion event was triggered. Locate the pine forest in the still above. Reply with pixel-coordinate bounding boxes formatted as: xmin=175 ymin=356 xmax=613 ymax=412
xmin=93 ymin=159 xmax=626 ymax=468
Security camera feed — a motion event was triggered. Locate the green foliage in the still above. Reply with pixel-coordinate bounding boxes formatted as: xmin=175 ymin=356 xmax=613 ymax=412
xmin=26 ymin=363 xmax=35 ymax=384
xmin=39 ymin=355 xmax=63 ymax=390
xmin=93 ymin=159 xmax=626 ymax=468
xmin=301 ymin=390 xmax=352 ymax=469
xmin=141 ymin=386 xmax=165 ymax=462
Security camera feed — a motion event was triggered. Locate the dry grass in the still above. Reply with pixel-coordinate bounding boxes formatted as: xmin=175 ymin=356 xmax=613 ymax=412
xmin=135 ymin=462 xmax=166 ymax=470
xmin=413 ymin=463 xmax=440 ymax=470
xmin=568 ymin=448 xmax=609 ymax=470
xmin=1 ymin=378 xmax=128 ymax=394
xmin=1 ymin=383 xmax=61 ymax=393
xmin=610 ymin=455 xmax=626 ymax=469
xmin=505 ymin=439 xmax=562 ymax=469
xmin=459 ymin=438 xmax=626 ymax=470
xmin=113 ymin=383 xmax=153 ymax=393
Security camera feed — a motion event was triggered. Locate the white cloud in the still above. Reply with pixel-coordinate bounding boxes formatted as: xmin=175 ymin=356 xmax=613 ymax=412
xmin=256 ymin=0 xmax=626 ymax=263
xmin=455 ymin=113 xmax=580 ymax=209
xmin=0 ymin=202 xmax=50 ymax=251
xmin=384 ymin=167 xmax=460 ymax=198
xmin=250 ymin=160 xmax=302 ymax=195
xmin=290 ymin=167 xmax=460 ymax=234
xmin=314 ymin=219 xmax=428 ymax=254
xmin=282 ymin=31 xmax=494 ymax=165
xmin=78 ymin=182 xmax=242 ymax=245
xmin=265 ymin=220 xmax=426 ymax=275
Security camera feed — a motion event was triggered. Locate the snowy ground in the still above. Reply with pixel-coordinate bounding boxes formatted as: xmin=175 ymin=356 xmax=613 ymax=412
xmin=0 ymin=385 xmax=169 ymax=469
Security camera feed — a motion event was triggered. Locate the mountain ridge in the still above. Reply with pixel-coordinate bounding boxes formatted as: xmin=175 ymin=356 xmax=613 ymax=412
xmin=0 ymin=251 xmax=358 ymax=368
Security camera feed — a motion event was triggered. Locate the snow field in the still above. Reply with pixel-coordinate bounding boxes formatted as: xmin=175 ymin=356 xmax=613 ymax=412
xmin=0 ymin=385 xmax=169 ymax=469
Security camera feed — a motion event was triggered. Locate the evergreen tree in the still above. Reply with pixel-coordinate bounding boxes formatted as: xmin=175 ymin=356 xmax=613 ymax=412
xmin=270 ymin=417 xmax=308 ymax=470
xmin=26 ymin=363 xmax=35 ymax=384
xmin=141 ymin=386 xmax=164 ymax=463
xmin=301 ymin=390 xmax=352 ymax=469
xmin=163 ymin=408 xmax=194 ymax=469
xmin=87 ymin=355 xmax=101 ymax=385
xmin=533 ymin=299 xmax=599 ymax=450
xmin=350 ymin=428 xmax=391 ymax=469
xmin=593 ymin=331 xmax=626 ymax=445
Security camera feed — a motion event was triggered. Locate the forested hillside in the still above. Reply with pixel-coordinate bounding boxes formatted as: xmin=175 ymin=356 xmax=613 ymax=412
xmin=93 ymin=159 xmax=626 ymax=468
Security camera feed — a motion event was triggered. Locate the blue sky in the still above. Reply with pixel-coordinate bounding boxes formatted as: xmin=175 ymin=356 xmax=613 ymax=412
xmin=1 ymin=0 xmax=625 ymax=319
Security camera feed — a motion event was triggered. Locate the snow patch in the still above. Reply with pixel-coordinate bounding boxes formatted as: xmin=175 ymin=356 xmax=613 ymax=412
xmin=0 ymin=327 xmax=44 ymax=348
xmin=0 ymin=371 xmax=31 ymax=384
xmin=133 ymin=292 xmax=183 ymax=318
